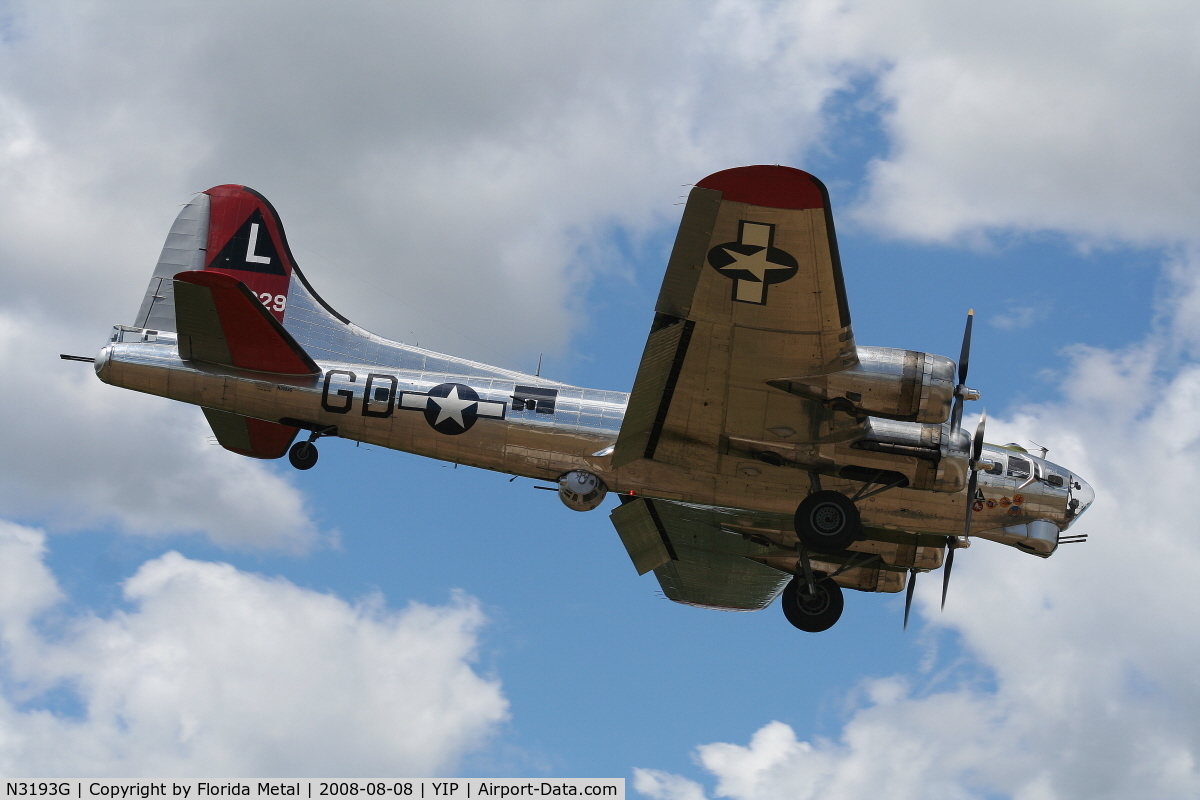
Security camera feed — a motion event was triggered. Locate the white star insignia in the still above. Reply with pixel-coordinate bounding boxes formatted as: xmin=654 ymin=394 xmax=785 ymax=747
xmin=719 ymin=246 xmax=790 ymax=282
xmin=430 ymin=385 xmax=477 ymax=427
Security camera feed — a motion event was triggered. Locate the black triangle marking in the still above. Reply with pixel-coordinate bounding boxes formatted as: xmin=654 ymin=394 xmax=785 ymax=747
xmin=208 ymin=208 xmax=287 ymax=276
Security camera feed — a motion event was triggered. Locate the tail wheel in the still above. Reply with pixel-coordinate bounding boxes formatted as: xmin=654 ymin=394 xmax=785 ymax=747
xmin=781 ymin=572 xmax=844 ymax=632
xmin=795 ymin=490 xmax=861 ymax=552
xmin=288 ymin=441 xmax=318 ymax=470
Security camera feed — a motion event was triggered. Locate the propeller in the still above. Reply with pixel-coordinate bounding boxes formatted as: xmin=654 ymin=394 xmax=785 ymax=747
xmin=908 ymin=309 xmax=984 ymax=628
xmin=950 ymin=310 xmax=976 ymax=434
xmin=940 ymin=543 xmax=955 ymax=610
xmin=942 ymin=410 xmax=986 ymax=610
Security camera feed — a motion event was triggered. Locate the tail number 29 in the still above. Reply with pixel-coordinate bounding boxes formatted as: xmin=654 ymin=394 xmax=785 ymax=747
xmin=258 ymin=293 xmax=287 ymax=312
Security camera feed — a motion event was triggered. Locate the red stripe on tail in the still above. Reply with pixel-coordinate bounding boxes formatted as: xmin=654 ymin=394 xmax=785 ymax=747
xmin=203 ymin=185 xmax=295 ymax=323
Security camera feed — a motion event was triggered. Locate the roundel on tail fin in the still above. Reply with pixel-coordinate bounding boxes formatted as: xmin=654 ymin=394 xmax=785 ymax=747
xmin=203 ymin=185 xmax=296 ymax=322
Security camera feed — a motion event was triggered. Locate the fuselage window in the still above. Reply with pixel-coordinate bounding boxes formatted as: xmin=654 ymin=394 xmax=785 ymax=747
xmin=985 ymin=456 xmax=1004 ymax=475
xmin=1047 ymin=473 xmax=1065 ymax=487
xmin=1008 ymin=457 xmax=1031 ymax=479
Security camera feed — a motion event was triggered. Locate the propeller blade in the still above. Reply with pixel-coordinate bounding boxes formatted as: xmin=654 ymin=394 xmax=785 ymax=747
xmin=949 ymin=409 xmax=988 ymax=611
xmin=958 ymin=309 xmax=974 ymax=386
xmin=964 ymin=470 xmax=978 ymax=531
xmin=948 ymin=321 xmax=982 ymax=615
xmin=941 ymin=539 xmax=955 ymax=610
xmin=903 ymin=568 xmax=917 ymax=630
xmin=972 ymin=410 xmax=987 ymax=465
xmin=950 ymin=310 xmax=974 ymax=433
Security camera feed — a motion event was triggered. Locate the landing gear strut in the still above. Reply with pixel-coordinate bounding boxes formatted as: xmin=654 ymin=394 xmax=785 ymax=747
xmin=781 ymin=571 xmax=844 ymax=632
xmin=287 ymin=425 xmax=336 ymax=470
xmin=781 ymin=544 xmax=845 ymax=632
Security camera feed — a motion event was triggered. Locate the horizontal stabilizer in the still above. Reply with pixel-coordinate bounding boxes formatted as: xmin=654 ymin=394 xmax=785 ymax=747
xmin=203 ymin=408 xmax=298 ymax=459
xmin=174 ymin=271 xmax=319 ymax=375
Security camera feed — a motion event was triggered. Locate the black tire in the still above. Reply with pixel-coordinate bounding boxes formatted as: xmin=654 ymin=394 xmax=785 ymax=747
xmin=794 ymin=490 xmax=861 ymax=552
xmin=781 ymin=572 xmax=844 ymax=632
xmin=288 ymin=441 xmax=318 ymax=470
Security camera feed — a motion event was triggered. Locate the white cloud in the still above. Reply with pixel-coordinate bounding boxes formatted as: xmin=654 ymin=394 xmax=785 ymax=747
xmin=0 ymin=520 xmax=507 ymax=778
xmin=988 ymin=299 xmax=1049 ymax=331
xmin=839 ymin=1 xmax=1200 ymax=245
xmin=6 ymin=0 xmax=1200 ymax=789
xmin=0 ymin=309 xmax=322 ymax=551
xmin=635 ymin=770 xmax=709 ymax=800
xmin=0 ymin=1 xmax=863 ymax=366
xmin=2 ymin=1 xmax=1197 ymax=350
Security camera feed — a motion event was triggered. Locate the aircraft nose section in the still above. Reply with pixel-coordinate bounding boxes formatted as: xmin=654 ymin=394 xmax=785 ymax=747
xmin=1067 ymin=473 xmax=1095 ymax=525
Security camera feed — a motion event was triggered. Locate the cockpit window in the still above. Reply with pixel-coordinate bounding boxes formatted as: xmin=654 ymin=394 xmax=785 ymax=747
xmin=1008 ymin=456 xmax=1031 ymax=479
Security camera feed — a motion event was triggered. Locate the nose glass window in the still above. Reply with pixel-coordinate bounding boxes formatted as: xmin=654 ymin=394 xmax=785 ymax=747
xmin=1008 ymin=457 xmax=1031 ymax=479
xmin=1069 ymin=476 xmax=1096 ymax=518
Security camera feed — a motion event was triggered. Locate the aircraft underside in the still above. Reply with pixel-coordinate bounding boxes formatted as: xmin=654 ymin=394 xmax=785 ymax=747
xmin=81 ymin=168 xmax=1095 ymax=633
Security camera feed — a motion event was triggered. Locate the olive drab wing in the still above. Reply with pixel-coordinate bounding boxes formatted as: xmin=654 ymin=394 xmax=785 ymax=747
xmin=613 ymin=166 xmax=857 ymax=472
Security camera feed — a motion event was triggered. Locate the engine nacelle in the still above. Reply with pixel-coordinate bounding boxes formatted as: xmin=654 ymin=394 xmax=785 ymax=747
xmin=772 ymin=346 xmax=956 ymax=424
xmin=558 ymin=470 xmax=608 ymax=512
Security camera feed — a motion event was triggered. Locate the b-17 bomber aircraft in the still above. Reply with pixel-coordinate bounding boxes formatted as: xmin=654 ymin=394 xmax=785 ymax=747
xmin=72 ymin=166 xmax=1095 ymax=632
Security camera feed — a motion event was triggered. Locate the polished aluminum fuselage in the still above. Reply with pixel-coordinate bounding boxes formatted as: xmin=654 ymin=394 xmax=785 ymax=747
xmin=96 ymin=325 xmax=1090 ymax=562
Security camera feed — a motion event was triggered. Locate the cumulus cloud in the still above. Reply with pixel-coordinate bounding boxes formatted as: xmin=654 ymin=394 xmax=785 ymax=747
xmin=6 ymin=0 xmax=1200 ymax=789
xmin=0 ymin=520 xmax=506 ymax=778
xmin=840 ymin=1 xmax=1200 ymax=244
xmin=0 ymin=0 xmax=867 ymax=550
xmin=3 ymin=1 xmax=1197 ymax=348
xmin=0 ymin=0 xmax=862 ymax=365
xmin=0 ymin=309 xmax=321 ymax=551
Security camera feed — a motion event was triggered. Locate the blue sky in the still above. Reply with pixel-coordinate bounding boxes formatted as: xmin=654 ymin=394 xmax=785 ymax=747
xmin=1 ymin=2 xmax=1199 ymax=796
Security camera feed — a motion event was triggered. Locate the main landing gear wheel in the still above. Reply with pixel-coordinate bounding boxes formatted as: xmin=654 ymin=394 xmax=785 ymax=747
xmin=288 ymin=440 xmax=318 ymax=470
xmin=781 ymin=572 xmax=844 ymax=632
xmin=794 ymin=490 xmax=861 ymax=552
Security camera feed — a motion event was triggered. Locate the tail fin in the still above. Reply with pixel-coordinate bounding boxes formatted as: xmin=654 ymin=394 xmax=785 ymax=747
xmin=134 ymin=184 xmax=337 ymax=331
xmin=134 ymin=191 xmax=210 ymax=330
xmin=132 ymin=186 xmax=336 ymax=462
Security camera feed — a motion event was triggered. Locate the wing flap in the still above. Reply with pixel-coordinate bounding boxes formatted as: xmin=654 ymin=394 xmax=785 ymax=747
xmin=612 ymin=318 xmax=694 ymax=467
xmin=610 ymin=496 xmax=677 ymax=575
xmin=174 ymin=271 xmax=319 ymax=375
